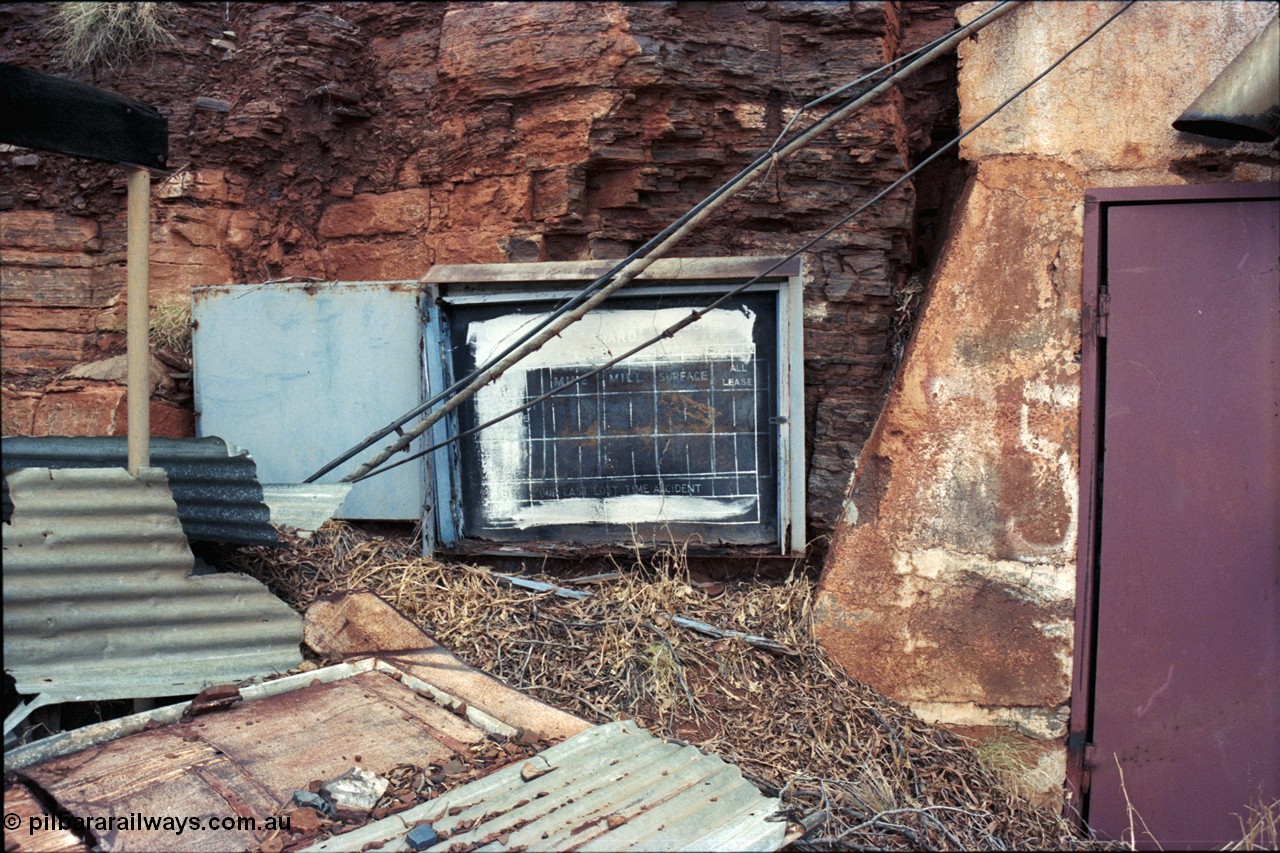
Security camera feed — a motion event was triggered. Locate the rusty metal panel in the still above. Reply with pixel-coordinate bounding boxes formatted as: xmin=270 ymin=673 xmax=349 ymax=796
xmin=5 ymin=640 xmax=782 ymax=852
xmin=2 ymin=467 xmax=302 ymax=706
xmin=10 ymin=660 xmax=498 ymax=853
xmin=191 ymin=280 xmax=427 ymax=521
xmin=4 ymin=658 xmax=396 ymax=772
xmin=1086 ymin=189 xmax=1279 ymax=848
xmin=1 ymin=435 xmax=280 ymax=546
xmin=3 ymin=782 xmax=89 ymax=852
xmin=306 ymin=719 xmax=787 ymax=852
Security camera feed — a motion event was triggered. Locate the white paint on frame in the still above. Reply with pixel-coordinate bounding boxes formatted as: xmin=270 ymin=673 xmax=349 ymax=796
xmin=468 ymin=306 xmax=759 ymax=529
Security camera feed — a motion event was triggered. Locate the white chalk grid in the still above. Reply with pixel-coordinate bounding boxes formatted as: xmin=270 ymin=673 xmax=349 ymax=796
xmin=466 ymin=307 xmax=772 ymax=531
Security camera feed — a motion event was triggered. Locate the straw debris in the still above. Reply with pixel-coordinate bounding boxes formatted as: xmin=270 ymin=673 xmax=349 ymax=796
xmin=1224 ymin=797 xmax=1280 ymax=852
xmin=228 ymin=521 xmax=1114 ymax=851
xmin=47 ymin=3 xmax=177 ymax=73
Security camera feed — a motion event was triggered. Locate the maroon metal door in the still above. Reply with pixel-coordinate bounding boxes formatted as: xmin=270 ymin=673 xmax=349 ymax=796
xmin=1084 ymin=188 xmax=1278 ymax=848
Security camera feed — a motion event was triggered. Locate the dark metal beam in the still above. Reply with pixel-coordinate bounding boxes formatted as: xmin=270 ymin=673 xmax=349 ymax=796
xmin=0 ymin=62 xmax=168 ymax=169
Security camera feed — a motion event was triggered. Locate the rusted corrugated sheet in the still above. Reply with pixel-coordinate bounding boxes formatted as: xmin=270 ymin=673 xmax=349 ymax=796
xmin=5 ymin=605 xmax=786 ymax=852
xmin=10 ymin=661 xmax=497 ymax=852
xmin=2 ymin=466 xmax=302 ymax=707
xmin=4 ymin=657 xmax=542 ymax=852
xmin=1 ymin=435 xmax=280 ymax=545
xmin=306 ymin=719 xmax=787 ymax=852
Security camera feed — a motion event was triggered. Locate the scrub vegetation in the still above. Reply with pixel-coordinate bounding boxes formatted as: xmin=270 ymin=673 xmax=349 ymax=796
xmin=48 ymin=3 xmax=176 ymax=73
xmin=147 ymin=299 xmax=193 ymax=354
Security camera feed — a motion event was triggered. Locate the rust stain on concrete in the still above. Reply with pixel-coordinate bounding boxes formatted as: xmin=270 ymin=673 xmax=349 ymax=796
xmin=815 ymin=156 xmax=1085 ymax=735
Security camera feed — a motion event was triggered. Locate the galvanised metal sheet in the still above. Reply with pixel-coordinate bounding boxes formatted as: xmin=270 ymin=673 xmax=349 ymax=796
xmin=260 ymin=483 xmax=352 ymax=535
xmin=305 ymin=719 xmax=788 ymax=852
xmin=1088 ymin=191 xmax=1279 ymax=848
xmin=1 ymin=435 xmax=280 ymax=546
xmin=192 ymin=280 xmax=427 ymax=521
xmin=2 ymin=466 xmax=303 ymax=703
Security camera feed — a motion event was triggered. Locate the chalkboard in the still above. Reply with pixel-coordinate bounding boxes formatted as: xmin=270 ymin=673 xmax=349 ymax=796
xmin=448 ymin=292 xmax=780 ymax=546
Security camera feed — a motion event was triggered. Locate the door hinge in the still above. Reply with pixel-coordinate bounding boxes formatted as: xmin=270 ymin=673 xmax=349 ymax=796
xmin=1097 ymin=288 xmax=1110 ymax=338
xmin=1068 ymin=732 xmax=1096 ymax=794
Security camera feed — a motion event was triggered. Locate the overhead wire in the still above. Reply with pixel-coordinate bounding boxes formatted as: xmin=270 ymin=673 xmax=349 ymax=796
xmin=336 ymin=0 xmax=1023 ymax=484
xmin=349 ymin=0 xmax=1136 ymax=486
xmin=765 ymin=0 xmax=1013 ymax=149
xmin=304 ymin=1 xmax=1019 ymax=484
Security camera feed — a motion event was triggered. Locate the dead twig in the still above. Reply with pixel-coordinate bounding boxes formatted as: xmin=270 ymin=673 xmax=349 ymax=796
xmin=642 ymin=620 xmax=700 ymax=719
xmin=226 ymin=521 xmax=1107 ymax=851
xmin=1115 ymin=753 xmax=1161 ymax=851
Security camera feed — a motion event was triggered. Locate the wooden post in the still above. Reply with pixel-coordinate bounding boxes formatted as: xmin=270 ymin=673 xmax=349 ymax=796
xmin=125 ymin=167 xmax=150 ymax=475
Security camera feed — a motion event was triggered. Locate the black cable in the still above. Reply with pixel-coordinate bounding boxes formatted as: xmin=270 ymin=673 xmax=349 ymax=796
xmin=350 ymin=0 xmax=1134 ymax=485
xmin=303 ymin=3 xmax=1015 ymax=483
xmin=765 ymin=1 xmax=1014 ymax=150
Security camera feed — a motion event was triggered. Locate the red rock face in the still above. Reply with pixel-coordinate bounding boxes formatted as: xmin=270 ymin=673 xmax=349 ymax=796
xmin=0 ymin=2 xmax=962 ymax=543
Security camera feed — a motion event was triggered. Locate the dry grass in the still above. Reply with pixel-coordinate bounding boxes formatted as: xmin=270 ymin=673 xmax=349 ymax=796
xmin=227 ymin=521 xmax=1115 ymax=851
xmin=973 ymin=730 xmax=1062 ymax=806
xmin=149 ymin=298 xmax=193 ymax=353
xmin=48 ymin=3 xmax=176 ymax=73
xmin=1223 ymin=797 xmax=1279 ymax=852
xmin=100 ymin=298 xmax=193 ymax=353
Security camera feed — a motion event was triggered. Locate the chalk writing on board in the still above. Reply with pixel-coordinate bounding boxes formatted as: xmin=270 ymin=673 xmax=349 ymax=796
xmin=468 ymin=306 xmax=766 ymax=530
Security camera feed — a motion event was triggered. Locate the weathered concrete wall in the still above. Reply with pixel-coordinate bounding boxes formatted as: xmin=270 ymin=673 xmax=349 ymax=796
xmin=815 ymin=0 xmax=1279 ymax=801
xmin=0 ymin=2 xmax=961 ymax=541
xmin=955 ymin=1 xmax=1280 ymax=178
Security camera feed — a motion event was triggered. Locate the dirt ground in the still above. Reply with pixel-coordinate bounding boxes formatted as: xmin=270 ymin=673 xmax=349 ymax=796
xmin=226 ymin=521 xmax=1118 ymax=851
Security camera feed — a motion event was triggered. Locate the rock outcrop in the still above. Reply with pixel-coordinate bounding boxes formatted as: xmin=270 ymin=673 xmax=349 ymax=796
xmin=0 ymin=1 xmax=962 ymax=543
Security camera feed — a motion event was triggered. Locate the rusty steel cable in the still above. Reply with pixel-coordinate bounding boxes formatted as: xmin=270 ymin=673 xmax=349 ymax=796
xmin=304 ymin=2 xmax=1021 ymax=485
xmin=350 ymin=0 xmax=1136 ymax=485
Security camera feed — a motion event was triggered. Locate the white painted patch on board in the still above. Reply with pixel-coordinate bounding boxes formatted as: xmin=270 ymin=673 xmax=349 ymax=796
xmin=468 ymin=306 xmax=757 ymax=528
xmin=513 ymin=495 xmax=754 ymax=528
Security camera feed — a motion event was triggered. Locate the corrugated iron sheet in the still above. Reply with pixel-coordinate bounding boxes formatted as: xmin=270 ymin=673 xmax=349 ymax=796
xmin=2 ymin=466 xmax=303 ymax=704
xmin=261 ymin=482 xmax=352 ymax=536
xmin=305 ymin=719 xmax=787 ymax=852
xmin=4 ymin=622 xmax=786 ymax=851
xmin=1 ymin=435 xmax=281 ymax=546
